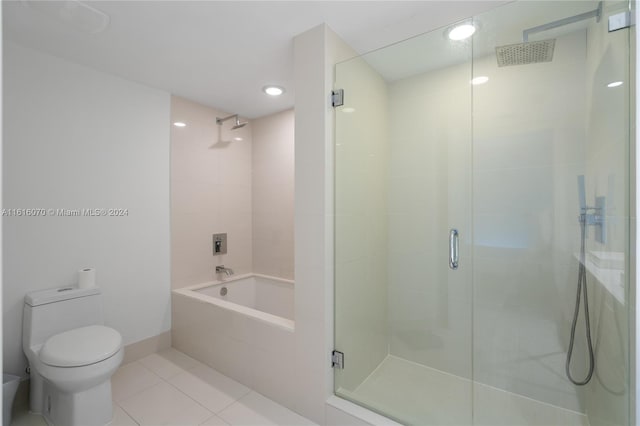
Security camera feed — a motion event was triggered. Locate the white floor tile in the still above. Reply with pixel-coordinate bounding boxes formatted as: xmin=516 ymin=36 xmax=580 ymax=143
xmin=119 ymin=382 xmax=213 ymax=426
xmin=11 ymin=348 xmax=316 ymax=426
xmin=112 ymin=362 xmax=163 ymax=402
xmin=168 ymin=365 xmax=251 ymax=413
xmin=200 ymin=414 xmax=231 ymax=425
xmin=218 ymin=392 xmax=317 ymax=426
xmin=112 ymin=405 xmax=139 ymax=426
xmin=139 ymin=347 xmax=206 ymax=379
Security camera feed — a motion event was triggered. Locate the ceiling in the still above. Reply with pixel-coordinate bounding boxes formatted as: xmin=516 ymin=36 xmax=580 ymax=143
xmin=362 ymin=1 xmax=599 ymax=82
xmin=3 ymin=0 xmax=507 ymax=119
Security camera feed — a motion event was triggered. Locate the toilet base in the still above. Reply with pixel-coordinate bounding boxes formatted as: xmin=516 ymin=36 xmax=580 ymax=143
xmin=42 ymin=379 xmax=113 ymax=426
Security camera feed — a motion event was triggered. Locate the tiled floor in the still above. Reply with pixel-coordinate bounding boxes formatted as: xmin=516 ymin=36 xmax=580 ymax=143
xmin=11 ymin=348 xmax=316 ymax=426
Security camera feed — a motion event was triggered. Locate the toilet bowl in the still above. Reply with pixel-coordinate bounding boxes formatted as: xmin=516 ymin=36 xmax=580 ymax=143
xmin=23 ymin=286 xmax=123 ymax=426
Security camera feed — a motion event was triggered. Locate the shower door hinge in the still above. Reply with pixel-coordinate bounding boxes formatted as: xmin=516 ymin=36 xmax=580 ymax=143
xmin=609 ymin=11 xmax=633 ymax=32
xmin=331 ymin=350 xmax=344 ymax=369
xmin=331 ymin=89 xmax=344 ymax=107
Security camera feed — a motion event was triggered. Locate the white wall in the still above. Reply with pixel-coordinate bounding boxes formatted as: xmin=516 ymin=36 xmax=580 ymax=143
xmin=251 ymin=109 xmax=295 ymax=280
xmin=3 ymin=42 xmax=171 ymax=376
xmin=293 ymin=24 xmax=355 ymax=424
xmin=171 ymin=96 xmax=253 ymax=288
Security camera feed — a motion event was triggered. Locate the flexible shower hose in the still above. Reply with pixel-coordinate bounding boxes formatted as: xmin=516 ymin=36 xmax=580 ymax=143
xmin=565 ymin=214 xmax=595 ymax=385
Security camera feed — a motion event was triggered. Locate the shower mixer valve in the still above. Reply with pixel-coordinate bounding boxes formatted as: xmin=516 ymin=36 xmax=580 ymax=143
xmin=579 ymin=206 xmax=602 ymax=226
xmin=578 ymin=196 xmax=606 ymax=244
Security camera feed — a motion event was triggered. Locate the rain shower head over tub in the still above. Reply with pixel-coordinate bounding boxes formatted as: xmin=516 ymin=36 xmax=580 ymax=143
xmin=216 ymin=114 xmax=247 ymax=130
xmin=496 ymin=1 xmax=602 ymax=67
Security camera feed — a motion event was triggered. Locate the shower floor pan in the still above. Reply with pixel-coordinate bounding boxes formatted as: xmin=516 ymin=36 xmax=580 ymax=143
xmin=337 ymin=356 xmax=588 ymax=426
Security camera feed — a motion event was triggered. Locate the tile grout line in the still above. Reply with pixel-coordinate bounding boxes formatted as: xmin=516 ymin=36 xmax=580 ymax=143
xmin=113 ymin=362 xmax=166 ymax=406
xmin=216 ymin=389 xmax=253 ymax=416
xmin=115 ymin=401 xmax=141 ymax=426
xmin=122 ymin=354 xmax=244 ymax=423
xmin=215 ymin=390 xmax=257 ymax=421
xmin=159 ymin=367 xmax=240 ymax=422
xmin=116 ymin=351 xmax=312 ymax=426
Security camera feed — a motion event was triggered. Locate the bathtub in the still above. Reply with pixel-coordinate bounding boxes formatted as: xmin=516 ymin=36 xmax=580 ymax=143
xmin=171 ymin=273 xmax=295 ymax=404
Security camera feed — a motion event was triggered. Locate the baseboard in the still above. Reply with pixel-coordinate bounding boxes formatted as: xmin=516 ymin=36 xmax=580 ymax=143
xmin=122 ymin=330 xmax=172 ymax=365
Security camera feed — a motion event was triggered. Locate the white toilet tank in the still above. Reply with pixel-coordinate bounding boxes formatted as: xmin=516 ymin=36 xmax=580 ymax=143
xmin=23 ymin=286 xmax=105 ymax=352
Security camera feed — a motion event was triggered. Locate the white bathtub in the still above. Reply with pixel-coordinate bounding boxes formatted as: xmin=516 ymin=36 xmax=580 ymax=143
xmin=171 ymin=273 xmax=295 ymax=404
xmin=192 ymin=274 xmax=294 ymax=323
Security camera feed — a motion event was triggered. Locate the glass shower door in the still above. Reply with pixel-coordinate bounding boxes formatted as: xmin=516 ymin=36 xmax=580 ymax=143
xmin=471 ymin=2 xmax=631 ymax=425
xmin=333 ymin=24 xmax=473 ymax=425
xmin=333 ymin=1 xmax=632 ymax=425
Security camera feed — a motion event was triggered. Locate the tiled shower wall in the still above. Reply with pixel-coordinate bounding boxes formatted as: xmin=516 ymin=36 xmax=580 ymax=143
xmin=171 ymin=97 xmax=295 ymax=288
xmin=251 ymin=109 xmax=295 ymax=279
xmin=171 ymin=96 xmax=253 ymax=288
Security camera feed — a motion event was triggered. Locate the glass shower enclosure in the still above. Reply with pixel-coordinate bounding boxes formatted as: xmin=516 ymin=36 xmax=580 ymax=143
xmin=334 ymin=1 xmax=632 ymax=425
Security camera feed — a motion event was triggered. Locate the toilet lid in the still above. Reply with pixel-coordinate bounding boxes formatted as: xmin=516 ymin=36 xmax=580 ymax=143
xmin=40 ymin=325 xmax=122 ymax=367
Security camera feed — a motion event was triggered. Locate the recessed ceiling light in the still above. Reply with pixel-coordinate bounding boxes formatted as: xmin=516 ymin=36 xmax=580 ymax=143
xmin=233 ymin=137 xmax=243 ymax=141
xmin=471 ymin=76 xmax=489 ymax=85
xmin=342 ymin=107 xmax=356 ymax=113
xmin=263 ymin=86 xmax=285 ymax=96
xmin=447 ymin=23 xmax=476 ymax=41
xmin=607 ymin=81 xmax=623 ymax=88
xmin=173 ymin=122 xmax=186 ymax=127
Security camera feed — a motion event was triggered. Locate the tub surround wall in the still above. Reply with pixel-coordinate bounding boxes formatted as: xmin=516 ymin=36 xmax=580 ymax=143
xmin=251 ymin=109 xmax=295 ymax=280
xmin=3 ymin=42 xmax=171 ymax=377
xmin=170 ymin=101 xmax=298 ymax=410
xmin=172 ymin=289 xmax=296 ymax=408
xmin=171 ymin=96 xmax=253 ymax=288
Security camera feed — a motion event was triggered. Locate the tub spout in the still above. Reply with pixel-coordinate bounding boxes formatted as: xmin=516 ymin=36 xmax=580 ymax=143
xmin=215 ymin=265 xmax=234 ymax=276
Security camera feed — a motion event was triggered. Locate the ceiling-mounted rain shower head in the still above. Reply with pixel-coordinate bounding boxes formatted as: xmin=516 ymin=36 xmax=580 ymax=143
xmin=216 ymin=114 xmax=247 ymax=130
xmin=496 ymin=1 xmax=602 ymax=67
xmin=231 ymin=121 xmax=247 ymax=130
xmin=496 ymin=39 xmax=555 ymax=67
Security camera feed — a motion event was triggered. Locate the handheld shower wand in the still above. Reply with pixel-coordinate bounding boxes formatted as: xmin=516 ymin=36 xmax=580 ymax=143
xmin=565 ymin=175 xmax=595 ymax=386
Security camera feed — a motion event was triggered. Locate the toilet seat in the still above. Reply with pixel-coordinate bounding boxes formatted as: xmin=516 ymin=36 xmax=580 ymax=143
xmin=39 ymin=325 xmax=122 ymax=367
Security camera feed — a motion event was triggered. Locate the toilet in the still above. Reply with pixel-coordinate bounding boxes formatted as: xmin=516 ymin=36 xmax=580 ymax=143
xmin=22 ymin=286 xmax=123 ymax=426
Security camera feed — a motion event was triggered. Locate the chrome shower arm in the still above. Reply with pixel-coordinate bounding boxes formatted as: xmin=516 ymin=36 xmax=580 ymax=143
xmin=216 ymin=113 xmax=247 ymax=130
xmin=523 ymin=2 xmax=602 ymax=42
xmin=216 ymin=114 xmax=239 ymax=125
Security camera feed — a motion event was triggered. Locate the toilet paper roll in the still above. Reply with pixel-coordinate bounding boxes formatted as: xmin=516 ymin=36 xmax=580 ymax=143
xmin=78 ymin=268 xmax=96 ymax=289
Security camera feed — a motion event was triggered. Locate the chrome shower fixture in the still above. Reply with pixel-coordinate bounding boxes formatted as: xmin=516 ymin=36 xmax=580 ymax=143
xmin=577 ymin=174 xmax=606 ymax=243
xmin=496 ymin=39 xmax=555 ymax=67
xmin=216 ymin=114 xmax=247 ymax=130
xmin=522 ymin=2 xmax=602 ymax=43
xmin=496 ymin=2 xmax=602 ymax=67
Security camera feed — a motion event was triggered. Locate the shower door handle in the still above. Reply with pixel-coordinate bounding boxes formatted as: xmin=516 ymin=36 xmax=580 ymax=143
xmin=449 ymin=229 xmax=459 ymax=270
